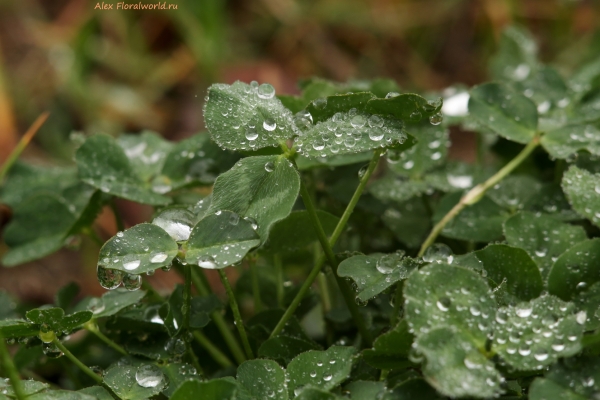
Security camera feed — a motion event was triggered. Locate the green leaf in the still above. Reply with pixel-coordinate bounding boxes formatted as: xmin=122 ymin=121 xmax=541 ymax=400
xmin=562 ymin=166 xmax=600 ymax=228
xmin=529 ymin=379 xmax=588 ymax=400
xmin=170 ymin=378 xmax=238 ymax=400
xmin=2 ymin=184 xmax=101 ymax=267
xmin=184 ymin=211 xmax=260 ymax=269
xmin=159 ymin=362 xmax=201 ymax=397
xmin=386 ymin=123 xmax=448 ymax=177
xmin=258 ymin=336 xmax=321 ymax=366
xmin=475 ymin=244 xmax=543 ymax=301
xmin=294 ymin=388 xmax=340 ymax=400
xmin=524 ymin=183 xmax=580 ymax=221
xmin=295 ymin=151 xmax=374 ymax=170
xmin=305 ymin=92 xmax=375 ymax=124
xmin=207 ymin=155 xmax=300 ymax=242
xmin=75 ymin=134 xmax=171 ymax=205
xmin=345 ymin=381 xmax=385 ymax=400
xmin=381 ymin=198 xmax=431 ymax=249
xmin=338 ymin=253 xmax=419 ymax=303
xmin=98 ymin=223 xmax=178 ymax=274
xmin=468 ymin=82 xmax=538 ymax=144
xmin=365 ymin=93 xmax=441 ymax=122
xmin=103 ymin=363 xmax=167 ymax=399
xmin=369 ymin=176 xmax=430 ymax=203
xmin=74 ymin=289 xmax=146 ymax=319
xmin=0 ymin=291 xmax=18 ymax=320
xmin=26 ymin=390 xmax=96 ymax=399
xmin=60 ymin=311 xmax=93 ymax=332
xmin=503 ymin=211 xmax=588 ymax=278
xmin=25 ymin=307 xmax=92 ymax=333
xmin=78 ymin=386 xmax=114 ymax=400
xmin=204 ymin=81 xmax=296 ymax=151
xmin=362 ymin=320 xmax=414 ymax=369
xmin=487 ymin=175 xmax=542 ymax=210
xmin=117 ymin=131 xmax=173 ymax=182
xmin=385 ymin=378 xmax=443 ymax=400
xmin=286 ymin=346 xmax=357 ymax=396
xmin=0 ymin=320 xmax=39 ymax=339
xmin=530 ymin=356 xmax=600 ymax=400
xmin=490 ymin=25 xmax=538 ymax=82
xmin=162 ymin=285 xmax=184 ymax=336
xmin=190 ymin=295 xmax=222 ymax=329
xmin=237 ymin=359 xmax=287 ymax=400
xmin=55 ymin=282 xmax=80 ymax=311
xmin=547 ymin=239 xmax=600 ymax=301
xmin=403 ymin=263 xmax=496 ymax=347
xmin=264 ymin=210 xmax=339 ymax=253
xmin=415 ymin=327 xmax=502 ymax=398
xmin=492 ymin=294 xmax=583 ymax=370
xmin=296 ymin=105 xmax=407 ymax=159
xmin=160 ymin=133 xmax=239 ymax=190
xmin=0 ymin=378 xmax=48 ymax=397
xmin=542 ymin=124 xmax=600 ymax=159
xmin=433 ymin=192 xmax=508 ymax=242
xmin=574 ymin=281 xmax=600 ymax=331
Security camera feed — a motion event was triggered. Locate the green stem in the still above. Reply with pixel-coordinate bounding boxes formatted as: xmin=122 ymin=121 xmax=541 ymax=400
xmin=110 ymin=201 xmax=125 ymax=232
xmin=82 ymin=227 xmax=104 ymax=247
xmin=185 ymin=340 xmax=203 ymax=376
xmin=390 ymin=283 xmax=404 ymax=327
xmin=183 ymin=264 xmax=192 ymax=330
xmin=0 ymin=112 xmax=49 ymax=184
xmin=317 ymin=273 xmax=331 ymax=314
xmin=274 ymin=254 xmax=284 ymax=308
xmin=53 ymin=339 xmax=102 ymax=384
xmin=249 ymin=259 xmax=262 ymax=313
xmin=0 ymin=334 xmax=26 ymax=400
xmin=85 ymin=322 xmax=127 ymax=356
xmin=193 ymin=331 xmax=233 ymax=368
xmin=186 ymin=266 xmax=246 ymax=364
xmin=218 ymin=269 xmax=254 ymax=359
xmin=418 ymin=137 xmax=540 ymax=257
xmin=270 ymin=149 xmax=383 ymax=340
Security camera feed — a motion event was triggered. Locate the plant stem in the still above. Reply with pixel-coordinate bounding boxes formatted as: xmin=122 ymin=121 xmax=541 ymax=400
xmin=270 ymin=149 xmax=383 ymax=340
xmin=274 ymin=254 xmax=284 ymax=308
xmin=53 ymin=339 xmax=103 ymax=385
xmin=82 ymin=227 xmax=104 ymax=247
xmin=0 ymin=112 xmax=49 ymax=183
xmin=418 ymin=137 xmax=540 ymax=257
xmin=193 ymin=331 xmax=233 ymax=368
xmin=85 ymin=322 xmax=127 ymax=356
xmin=185 ymin=340 xmax=203 ymax=376
xmin=110 ymin=201 xmax=125 ymax=232
xmin=390 ymin=283 xmax=404 ymax=327
xmin=186 ymin=266 xmax=246 ymax=364
xmin=317 ymin=273 xmax=331 ymax=314
xmin=249 ymin=258 xmax=262 ymax=313
xmin=183 ymin=264 xmax=192 ymax=330
xmin=0 ymin=334 xmax=26 ymax=400
xmin=217 ymin=269 xmax=254 ymax=360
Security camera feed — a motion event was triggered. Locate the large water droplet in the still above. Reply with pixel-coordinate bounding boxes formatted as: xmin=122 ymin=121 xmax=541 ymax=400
xmin=151 ymin=253 xmax=168 ymax=263
xmin=245 ymin=127 xmax=259 ymax=141
xmin=436 ymin=297 xmax=451 ymax=312
xmin=135 ymin=364 xmax=164 ymax=388
xmin=313 ymin=98 xmax=327 ymax=109
xmin=263 ymin=119 xmax=277 ymax=131
xmin=152 ymin=209 xmax=194 ymax=241
xmin=429 ymin=113 xmax=443 ymax=125
xmin=515 ymin=306 xmax=533 ymax=318
xmin=350 ymin=115 xmax=366 ymax=128
xmin=257 ymin=83 xmax=275 ymax=99
xmin=198 ymin=255 xmax=218 ymax=269
xmin=97 ymin=266 xmax=124 ymax=290
xmin=376 ymin=254 xmax=396 ymax=274
xmin=422 ymin=243 xmax=454 ymax=264
xmin=265 ymin=162 xmax=275 ymax=172
xmin=123 ymin=260 xmax=141 ymax=271
xmin=42 ymin=342 xmax=63 ymax=358
xmin=123 ymin=274 xmax=142 ymax=291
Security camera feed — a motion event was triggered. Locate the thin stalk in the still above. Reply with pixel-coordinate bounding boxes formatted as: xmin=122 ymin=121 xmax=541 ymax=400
xmin=110 ymin=201 xmax=125 ymax=232
xmin=183 ymin=264 xmax=192 ymax=330
xmin=186 ymin=266 xmax=246 ymax=364
xmin=390 ymin=283 xmax=404 ymax=327
xmin=0 ymin=334 xmax=26 ymax=400
xmin=53 ymin=339 xmax=102 ymax=384
xmin=0 ymin=112 xmax=49 ymax=183
xmin=270 ymin=149 xmax=383 ymax=339
xmin=85 ymin=322 xmax=127 ymax=356
xmin=185 ymin=340 xmax=203 ymax=376
xmin=193 ymin=331 xmax=233 ymax=368
xmin=317 ymin=273 xmax=331 ymax=314
xmin=218 ymin=269 xmax=254 ymax=359
xmin=249 ymin=259 xmax=262 ymax=313
xmin=274 ymin=254 xmax=284 ymax=308
xmin=418 ymin=137 xmax=540 ymax=257
xmin=82 ymin=227 xmax=103 ymax=247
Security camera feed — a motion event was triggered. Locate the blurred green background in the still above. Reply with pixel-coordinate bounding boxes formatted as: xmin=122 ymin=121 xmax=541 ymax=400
xmin=0 ymin=0 xmax=599 ymax=301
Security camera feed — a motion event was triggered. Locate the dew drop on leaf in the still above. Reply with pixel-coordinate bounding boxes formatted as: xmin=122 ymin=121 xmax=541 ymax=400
xmin=135 ymin=364 xmax=164 ymax=388
xmin=264 ymin=162 xmax=275 ymax=172
xmin=123 ymin=274 xmax=142 ymax=291
xmin=429 ymin=113 xmax=443 ymax=125
xmin=123 ymin=260 xmax=141 ymax=271
xmin=97 ymin=266 xmax=124 ymax=290
xmin=257 ymin=83 xmax=275 ymax=99
xmin=150 ymin=252 xmax=168 ymax=263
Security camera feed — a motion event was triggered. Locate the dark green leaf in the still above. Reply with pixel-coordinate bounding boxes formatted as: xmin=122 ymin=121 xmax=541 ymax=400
xmin=562 ymin=166 xmax=600 ymax=228
xmin=532 ymin=356 xmax=600 ymax=400
xmin=286 ymin=346 xmax=357 ymax=397
xmin=103 ymin=363 xmax=167 ymax=399
xmin=542 ymin=124 xmax=600 ymax=159
xmin=0 ymin=291 xmax=18 ymax=320
xmin=75 ymin=134 xmax=171 ymax=205
xmin=204 ymin=81 xmax=296 ymax=151
xmin=415 ymin=327 xmax=502 ymax=398
xmin=475 ymin=244 xmax=543 ymax=301
xmin=365 ymin=93 xmax=441 ymax=122
xmin=117 ymin=131 xmax=173 ymax=182
xmin=369 ymin=176 xmax=430 ymax=203
xmin=305 ymin=92 xmax=375 ymax=124
xmin=160 ymin=362 xmax=201 ymax=397
xmin=381 ymin=198 xmax=431 ymax=249
xmin=384 ymin=378 xmax=443 ymax=400
xmin=77 ymin=386 xmax=114 ymax=400
xmin=547 ymin=239 xmax=600 ymax=301
xmin=184 ymin=211 xmax=260 ymax=269
xmin=207 ymin=155 xmax=300 ymax=242
xmin=55 ymin=282 xmax=80 ymax=311
xmin=264 ymin=210 xmax=339 ymax=253
xmin=487 ymin=175 xmax=542 ymax=210
xmin=170 ymin=378 xmax=238 ymax=400
xmin=524 ymin=183 xmax=579 ymax=221
xmin=0 ymin=378 xmax=48 ymax=397
xmin=403 ymin=263 xmax=496 ymax=347
xmin=574 ymin=281 xmax=600 ymax=331
xmin=362 ymin=320 xmax=414 ymax=369
xmin=258 ymin=336 xmax=321 ymax=366
xmin=489 ymin=25 xmax=538 ymax=82
xmin=529 ymin=378 xmax=587 ymax=400
xmin=468 ymin=82 xmax=538 ymax=144
xmin=237 ymin=359 xmax=287 ymax=400
xmin=98 ymin=223 xmax=178 ymax=274
xmin=503 ymin=211 xmax=587 ymax=278
xmin=74 ymin=289 xmax=146 ymax=319
xmin=492 ymin=294 xmax=583 ymax=370
xmin=0 ymin=320 xmax=38 ymax=339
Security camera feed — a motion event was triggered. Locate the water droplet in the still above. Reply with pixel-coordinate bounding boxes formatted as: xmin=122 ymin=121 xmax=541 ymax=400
xmin=429 ymin=113 xmax=443 ymax=125
xmin=436 ymin=297 xmax=451 ymax=312
xmin=123 ymin=260 xmax=141 ymax=271
xmin=518 ymin=344 xmax=531 ymax=356
xmin=515 ymin=306 xmax=533 ymax=318
xmin=42 ymin=342 xmax=63 ymax=358
xmin=323 ymin=374 xmax=332 ymax=382
xmin=376 ymin=254 xmax=396 ymax=274
xmin=135 ymin=364 xmax=164 ymax=388
xmin=229 ymin=213 xmax=240 ymax=225
xmin=313 ymin=141 xmax=325 ymax=151
xmin=116 ymin=232 xmax=124 ymax=238
xmin=152 ymin=209 xmax=194 ymax=241
xmin=350 ymin=115 xmax=366 ymax=128
xmin=313 ymin=98 xmax=327 ymax=109
xmin=422 ymin=243 xmax=454 ymax=264
xmin=257 ymin=83 xmax=275 ymax=99
xmin=88 ymin=298 xmax=106 ymax=315
xmin=576 ymin=310 xmax=587 ymax=325
xmin=409 ymin=110 xmax=422 ymax=121
xmin=310 ymin=371 xmax=317 ymax=378
xmin=151 ymin=253 xmax=168 ymax=263
xmin=533 ymin=350 xmax=548 ymax=361
xmin=97 ymin=266 xmax=124 ymax=290
xmin=245 ymin=127 xmax=258 ymax=141
xmin=123 ymin=274 xmax=142 ymax=291
xmin=263 ymin=118 xmax=277 ymax=131
xmin=198 ymin=255 xmax=218 ymax=269
xmin=385 ymin=92 xmax=399 ymax=99
xmin=357 ymin=164 xmax=368 ymax=179
xmin=463 ymin=354 xmax=482 ymax=369
xmin=243 ymin=217 xmax=258 ymax=230
xmin=264 ymin=162 xmax=275 ymax=172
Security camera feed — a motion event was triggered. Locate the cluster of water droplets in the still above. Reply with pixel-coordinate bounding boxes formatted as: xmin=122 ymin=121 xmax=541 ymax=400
xmin=492 ymin=295 xmax=584 ymax=370
xmin=289 ymin=354 xmax=342 ymax=397
xmin=562 ymin=168 xmax=600 ymax=225
xmin=204 ymin=81 xmax=295 ymax=151
xmin=294 ymin=108 xmax=407 ymax=158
